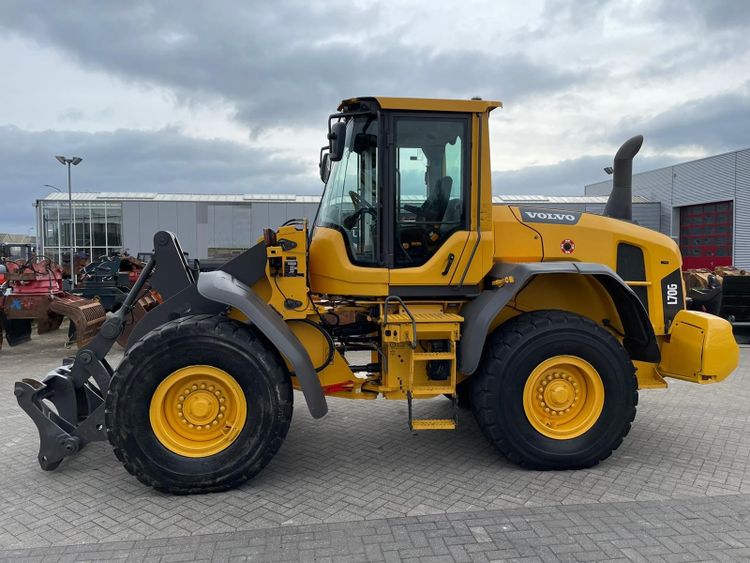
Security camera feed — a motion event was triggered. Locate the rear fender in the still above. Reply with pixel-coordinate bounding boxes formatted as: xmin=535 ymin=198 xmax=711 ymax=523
xmin=459 ymin=262 xmax=660 ymax=375
xmin=196 ymin=270 xmax=328 ymax=419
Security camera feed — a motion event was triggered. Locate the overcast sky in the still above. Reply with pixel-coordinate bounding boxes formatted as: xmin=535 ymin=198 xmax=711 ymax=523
xmin=1 ymin=0 xmax=749 ymax=233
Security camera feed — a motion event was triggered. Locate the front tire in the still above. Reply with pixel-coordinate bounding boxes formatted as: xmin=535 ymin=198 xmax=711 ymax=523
xmin=105 ymin=314 xmax=292 ymax=494
xmin=471 ymin=310 xmax=637 ymax=470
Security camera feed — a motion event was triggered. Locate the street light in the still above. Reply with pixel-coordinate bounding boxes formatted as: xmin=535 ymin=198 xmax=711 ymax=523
xmin=603 ymin=166 xmax=614 ymax=175
xmin=56 ymin=156 xmax=82 ymax=166
xmin=55 ymin=156 xmax=83 ymax=286
xmin=43 ymin=184 xmax=63 ymax=193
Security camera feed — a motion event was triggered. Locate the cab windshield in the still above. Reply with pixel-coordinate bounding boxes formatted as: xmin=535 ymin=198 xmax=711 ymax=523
xmin=314 ymin=116 xmax=379 ymax=265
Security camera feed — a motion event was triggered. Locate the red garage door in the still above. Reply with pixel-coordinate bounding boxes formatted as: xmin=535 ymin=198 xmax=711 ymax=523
xmin=679 ymin=201 xmax=733 ymax=270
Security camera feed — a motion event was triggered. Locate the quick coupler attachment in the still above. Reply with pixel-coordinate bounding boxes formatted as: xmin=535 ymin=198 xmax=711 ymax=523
xmin=14 ymin=257 xmax=156 ymax=471
xmin=14 ymin=364 xmax=108 ymax=471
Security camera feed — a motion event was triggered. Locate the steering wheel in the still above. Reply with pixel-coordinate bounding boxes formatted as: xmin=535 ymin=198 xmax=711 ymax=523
xmin=402 ymin=203 xmax=425 ymax=218
xmin=349 ymin=190 xmax=375 ymax=212
xmin=344 ymin=190 xmax=377 ymax=230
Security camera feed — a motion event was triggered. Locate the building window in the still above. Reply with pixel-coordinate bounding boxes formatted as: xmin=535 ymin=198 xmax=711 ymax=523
xmin=679 ymin=201 xmax=733 ymax=269
xmin=40 ymin=200 xmax=124 ymax=265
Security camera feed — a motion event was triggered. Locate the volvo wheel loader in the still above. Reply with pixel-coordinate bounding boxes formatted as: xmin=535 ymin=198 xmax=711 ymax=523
xmin=15 ymin=97 xmax=739 ymax=494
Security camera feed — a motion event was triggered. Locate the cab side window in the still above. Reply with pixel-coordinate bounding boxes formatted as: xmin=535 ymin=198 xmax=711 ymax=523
xmin=316 ymin=117 xmax=379 ymax=265
xmin=394 ymin=117 xmax=467 ymax=267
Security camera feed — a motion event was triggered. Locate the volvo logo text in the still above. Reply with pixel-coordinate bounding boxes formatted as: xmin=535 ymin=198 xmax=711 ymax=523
xmin=519 ymin=208 xmax=581 ymax=225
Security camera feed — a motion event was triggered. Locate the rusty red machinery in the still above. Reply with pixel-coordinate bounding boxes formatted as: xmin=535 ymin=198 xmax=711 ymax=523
xmin=0 ymin=243 xmax=35 ymax=285
xmin=0 ymin=256 xmax=106 ymax=350
xmin=74 ymin=253 xmax=160 ymax=345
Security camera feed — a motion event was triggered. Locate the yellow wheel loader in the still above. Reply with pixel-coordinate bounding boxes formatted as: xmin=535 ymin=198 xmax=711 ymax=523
xmin=15 ymin=97 xmax=739 ymax=494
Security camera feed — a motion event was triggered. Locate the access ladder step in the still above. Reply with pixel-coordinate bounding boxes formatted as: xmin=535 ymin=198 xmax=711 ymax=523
xmin=412 ymin=352 xmax=455 ymax=361
xmin=410 ymin=419 xmax=456 ymax=431
xmin=411 ymin=386 xmax=454 ymax=395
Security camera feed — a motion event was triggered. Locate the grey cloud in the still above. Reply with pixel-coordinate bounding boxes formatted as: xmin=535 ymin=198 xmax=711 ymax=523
xmin=537 ymin=0 xmax=750 ymax=80
xmin=59 ymin=108 xmax=85 ymax=121
xmin=615 ymin=84 xmax=750 ymax=153
xmin=652 ymin=0 xmax=750 ymax=31
xmin=638 ymin=40 xmax=744 ymax=80
xmin=0 ymin=1 xmax=587 ymax=132
xmin=0 ymin=124 xmax=315 ymax=233
xmin=543 ymin=0 xmax=750 ymax=32
xmin=1 ymin=0 xmax=748 ymax=233
xmin=539 ymin=0 xmax=612 ymax=29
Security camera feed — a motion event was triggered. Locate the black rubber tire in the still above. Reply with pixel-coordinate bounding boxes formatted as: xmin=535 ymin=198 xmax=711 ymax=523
xmin=445 ymin=378 xmax=473 ymax=409
xmin=105 ymin=314 xmax=293 ymax=494
xmin=471 ymin=310 xmax=637 ymax=470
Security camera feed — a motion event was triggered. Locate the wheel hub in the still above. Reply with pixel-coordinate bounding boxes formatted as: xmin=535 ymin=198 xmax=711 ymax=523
xmin=540 ymin=374 xmax=577 ymax=413
xmin=523 ymin=355 xmax=604 ymax=440
xmin=149 ymin=365 xmax=247 ymax=457
xmin=181 ymin=387 xmax=223 ymax=427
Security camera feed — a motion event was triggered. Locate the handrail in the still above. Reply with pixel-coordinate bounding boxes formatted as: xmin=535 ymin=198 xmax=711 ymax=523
xmin=383 ymin=295 xmax=417 ymax=349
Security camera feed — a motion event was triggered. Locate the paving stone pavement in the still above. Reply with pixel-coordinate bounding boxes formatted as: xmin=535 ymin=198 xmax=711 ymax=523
xmin=2 ymin=325 xmax=750 ymax=561
xmin=3 ymin=494 xmax=750 ymax=562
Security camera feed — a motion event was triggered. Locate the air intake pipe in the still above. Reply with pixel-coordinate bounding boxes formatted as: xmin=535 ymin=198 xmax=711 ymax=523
xmin=603 ymin=135 xmax=643 ymax=221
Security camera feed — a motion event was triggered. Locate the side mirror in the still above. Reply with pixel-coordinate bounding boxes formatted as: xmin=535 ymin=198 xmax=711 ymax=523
xmin=329 ymin=121 xmax=346 ymax=162
xmin=319 ymin=151 xmax=331 ymax=183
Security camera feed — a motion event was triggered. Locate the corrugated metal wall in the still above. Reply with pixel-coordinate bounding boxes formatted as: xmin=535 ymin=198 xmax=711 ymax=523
xmin=122 ymin=201 xmax=315 ymax=259
xmin=583 ymin=181 xmax=610 ymax=196
xmin=735 ymin=149 xmax=750 ymax=267
xmin=586 ymin=149 xmax=750 ymax=267
xmin=123 ymin=201 xmax=203 ymax=258
xmin=672 ymin=153 xmax=736 ymax=206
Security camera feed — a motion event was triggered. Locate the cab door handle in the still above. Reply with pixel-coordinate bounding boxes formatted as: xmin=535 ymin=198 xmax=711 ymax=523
xmin=441 ymin=253 xmax=455 ymax=276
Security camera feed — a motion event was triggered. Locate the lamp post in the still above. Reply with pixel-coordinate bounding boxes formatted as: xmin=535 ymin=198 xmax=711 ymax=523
xmin=55 ymin=156 xmax=83 ymax=286
xmin=40 ymin=185 xmax=62 ymax=263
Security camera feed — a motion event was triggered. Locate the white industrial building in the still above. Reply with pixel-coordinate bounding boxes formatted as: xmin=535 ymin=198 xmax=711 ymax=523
xmin=35 ymin=192 xmax=321 ymax=264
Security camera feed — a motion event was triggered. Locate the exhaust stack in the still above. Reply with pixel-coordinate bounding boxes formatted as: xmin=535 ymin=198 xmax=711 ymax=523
xmin=603 ymin=135 xmax=643 ymax=221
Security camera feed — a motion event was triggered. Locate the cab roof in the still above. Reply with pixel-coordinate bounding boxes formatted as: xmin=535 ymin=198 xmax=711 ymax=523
xmin=338 ymin=96 xmax=502 ymax=113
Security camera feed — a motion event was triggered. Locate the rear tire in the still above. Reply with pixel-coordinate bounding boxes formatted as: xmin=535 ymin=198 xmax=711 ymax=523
xmin=105 ymin=314 xmax=292 ymax=494
xmin=472 ymin=310 xmax=637 ymax=470
xmin=445 ymin=378 xmax=473 ymax=409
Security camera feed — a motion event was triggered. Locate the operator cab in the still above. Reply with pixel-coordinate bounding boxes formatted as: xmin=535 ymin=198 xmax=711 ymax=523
xmin=310 ymin=97 xmax=501 ymax=297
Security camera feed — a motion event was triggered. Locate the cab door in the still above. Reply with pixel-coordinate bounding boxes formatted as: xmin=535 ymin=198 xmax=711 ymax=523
xmin=387 ymin=113 xmax=477 ymax=295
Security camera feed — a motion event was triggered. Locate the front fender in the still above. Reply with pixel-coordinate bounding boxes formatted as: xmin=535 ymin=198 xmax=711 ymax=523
xmin=196 ymin=270 xmax=328 ymax=419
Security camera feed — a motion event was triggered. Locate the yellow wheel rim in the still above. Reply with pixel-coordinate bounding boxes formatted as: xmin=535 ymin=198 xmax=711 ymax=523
xmin=522 ymin=355 xmax=604 ymax=440
xmin=149 ymin=365 xmax=247 ymax=457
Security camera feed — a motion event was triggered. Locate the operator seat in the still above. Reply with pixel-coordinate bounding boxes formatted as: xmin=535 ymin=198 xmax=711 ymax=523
xmin=420 ymin=176 xmax=452 ymax=222
xmin=440 ymin=198 xmax=462 ymax=238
